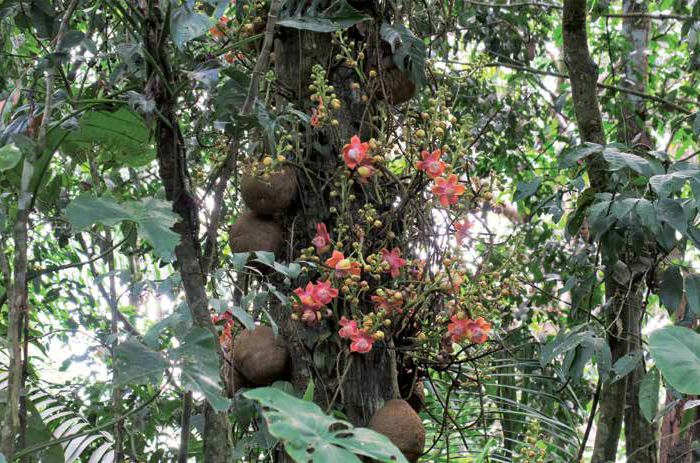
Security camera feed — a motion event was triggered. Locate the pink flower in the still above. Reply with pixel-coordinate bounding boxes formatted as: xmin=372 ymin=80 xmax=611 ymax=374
xmin=338 ymin=316 xmax=359 ymax=338
xmin=350 ymin=331 xmax=375 ymax=353
xmin=453 ymin=218 xmax=473 ymax=245
xmin=342 ymin=135 xmax=369 ymax=169
xmin=415 ymin=149 xmax=446 ymax=179
xmin=448 ymin=316 xmax=491 ymax=344
xmin=311 ymin=280 xmax=338 ymax=305
xmin=293 ymin=282 xmax=323 ymax=311
xmin=325 ymin=251 xmax=362 ymax=277
xmin=380 ymin=247 xmax=407 ymax=279
xmin=311 ymin=108 xmax=320 ymax=128
xmin=431 ymin=174 xmax=466 ymax=208
xmin=312 ymin=223 xmax=331 ymax=254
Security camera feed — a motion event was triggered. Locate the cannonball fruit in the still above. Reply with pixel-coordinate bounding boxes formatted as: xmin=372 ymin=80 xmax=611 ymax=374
xmin=241 ymin=165 xmax=298 ymax=215
xmin=233 ymin=326 xmax=290 ymax=385
xmin=369 ymin=399 xmax=425 ymax=462
xmin=405 ymin=380 xmax=425 ymax=413
xmin=229 ymin=211 xmax=284 ymax=256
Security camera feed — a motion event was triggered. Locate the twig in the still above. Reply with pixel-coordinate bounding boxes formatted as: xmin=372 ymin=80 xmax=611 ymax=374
xmin=577 ymin=379 xmax=602 ymax=462
xmin=240 ymin=0 xmax=282 ymax=116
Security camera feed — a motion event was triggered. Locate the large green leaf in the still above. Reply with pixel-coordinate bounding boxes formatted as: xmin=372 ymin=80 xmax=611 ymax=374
xmin=659 ymin=266 xmax=684 ymax=315
xmin=58 ymin=108 xmax=155 ymax=167
xmin=173 ymin=328 xmax=231 ymax=412
xmin=65 ymin=195 xmax=179 ymax=261
xmin=638 ymin=367 xmax=660 ymax=424
xmin=685 ymin=273 xmax=700 ymax=316
xmin=244 ymin=387 xmax=408 ymax=463
xmin=277 ymin=0 xmax=370 ymax=33
xmin=649 ymin=326 xmax=700 ymax=394
xmin=602 ymin=147 xmax=651 ymax=176
xmin=114 ymin=338 xmax=169 ymax=387
xmin=171 ymin=8 xmax=213 ymax=48
xmin=649 ymin=169 xmax=700 ymax=198
xmin=0 ymin=143 xmax=22 ymax=171
xmin=379 ymin=23 xmax=427 ymax=87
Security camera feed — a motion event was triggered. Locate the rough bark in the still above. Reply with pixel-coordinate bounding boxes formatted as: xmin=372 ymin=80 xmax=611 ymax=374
xmin=617 ymin=1 xmax=658 ymax=461
xmin=562 ymin=1 xmax=625 ymax=462
xmin=140 ymin=2 xmax=232 ymax=462
xmin=269 ymin=23 xmax=408 ymax=461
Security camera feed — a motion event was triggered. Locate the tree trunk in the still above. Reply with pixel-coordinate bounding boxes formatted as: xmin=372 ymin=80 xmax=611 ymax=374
xmin=272 ymin=26 xmax=398 ymax=421
xmin=140 ymin=2 xmax=232 ymax=461
xmin=616 ymin=2 xmax=658 ymax=461
xmin=562 ymin=1 xmax=625 ymax=462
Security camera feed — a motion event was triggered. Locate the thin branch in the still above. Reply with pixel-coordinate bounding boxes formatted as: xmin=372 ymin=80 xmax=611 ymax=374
xmin=465 ymin=0 xmax=562 ymax=8
xmin=480 ymin=61 xmax=693 ymax=115
xmin=240 ymin=0 xmax=282 ymax=116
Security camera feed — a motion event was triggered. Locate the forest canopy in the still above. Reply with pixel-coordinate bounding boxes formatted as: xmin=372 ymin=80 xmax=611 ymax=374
xmin=1 ymin=0 xmax=700 ymax=462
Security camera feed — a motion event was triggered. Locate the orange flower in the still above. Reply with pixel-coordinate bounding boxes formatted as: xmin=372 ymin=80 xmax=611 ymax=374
xmin=448 ymin=316 xmax=491 ymax=344
xmin=431 ymin=174 xmax=466 ymax=208
xmin=415 ymin=149 xmax=446 ymax=179
xmin=210 ymin=16 xmax=228 ymax=39
xmin=325 ymin=251 xmax=361 ymax=277
xmin=224 ymin=51 xmax=244 ymax=64
xmin=342 ymin=135 xmax=369 ymax=169
xmin=453 ymin=218 xmax=473 ymax=245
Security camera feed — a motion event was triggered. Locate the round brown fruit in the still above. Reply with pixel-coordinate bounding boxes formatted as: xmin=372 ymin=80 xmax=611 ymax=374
xmin=233 ymin=325 xmax=290 ymax=385
xmin=241 ymin=165 xmax=298 ymax=215
xmin=228 ymin=211 xmax=284 ymax=256
xmin=369 ymin=399 xmax=425 ymax=462
xmin=404 ymin=380 xmax=425 ymax=413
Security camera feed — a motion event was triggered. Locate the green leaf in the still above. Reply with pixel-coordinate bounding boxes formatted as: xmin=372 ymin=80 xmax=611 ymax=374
xmin=379 ymin=23 xmax=428 ymax=87
xmin=611 ymin=350 xmax=643 ymax=383
xmin=685 ymin=274 xmax=700 ymax=316
xmin=254 ymin=251 xmax=276 ymax=267
xmin=174 ymin=328 xmax=231 ymax=412
xmin=659 ymin=266 xmax=684 ymax=315
xmin=59 ymin=108 xmax=156 ymax=167
xmin=639 ymin=367 xmax=660 ymax=424
xmin=277 ymin=0 xmax=370 ymax=33
xmin=65 ymin=195 xmax=180 ymax=261
xmin=539 ymin=327 xmax=590 ymax=367
xmin=560 ymin=143 xmax=603 ymax=168
xmin=0 ymin=143 xmax=22 ymax=171
xmin=303 ymin=377 xmax=315 ymax=402
xmin=171 ymin=8 xmax=213 ymax=48
xmin=602 ymin=148 xmax=651 ymax=176
xmin=231 ymin=305 xmax=255 ymax=331
xmin=231 ymin=252 xmax=250 ymax=271
xmin=649 ymin=170 xmax=700 ymax=198
xmin=655 ymin=199 xmax=687 ymax=235
xmin=114 ymin=338 xmax=169 ymax=386
xmin=650 ymin=326 xmax=700 ymax=394
xmin=244 ymin=387 xmax=408 ymax=463
xmin=514 ymin=177 xmax=542 ymax=202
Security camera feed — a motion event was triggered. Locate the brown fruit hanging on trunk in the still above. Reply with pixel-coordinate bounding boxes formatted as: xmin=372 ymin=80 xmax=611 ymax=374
xmin=369 ymin=399 xmax=426 ymax=462
xmin=228 ymin=210 xmax=284 ymax=256
xmin=233 ymin=325 xmax=290 ymax=386
xmin=241 ymin=165 xmax=298 ymax=215
xmin=403 ymin=380 xmax=425 ymax=413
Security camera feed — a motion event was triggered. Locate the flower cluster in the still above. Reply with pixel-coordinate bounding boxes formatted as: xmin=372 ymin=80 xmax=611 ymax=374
xmin=447 ymin=315 xmax=491 ymax=344
xmin=209 ymin=16 xmax=229 ymax=39
xmin=338 ymin=316 xmax=376 ymax=353
xmin=292 ymin=280 xmax=339 ymax=326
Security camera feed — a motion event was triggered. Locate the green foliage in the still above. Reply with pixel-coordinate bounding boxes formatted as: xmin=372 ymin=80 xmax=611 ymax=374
xmin=379 ymin=23 xmax=427 ymax=87
xmin=116 ymin=328 xmax=231 ymax=412
xmin=277 ymin=0 xmax=371 ymax=33
xmin=650 ymin=326 xmax=700 ymax=395
xmin=244 ymin=387 xmax=409 ymax=463
xmin=64 ymin=195 xmax=180 ymax=261
xmin=0 ymin=143 xmax=21 ymax=171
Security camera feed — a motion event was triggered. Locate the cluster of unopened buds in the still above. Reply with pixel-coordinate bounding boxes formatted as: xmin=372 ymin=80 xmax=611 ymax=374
xmin=309 ymin=64 xmax=341 ymax=128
